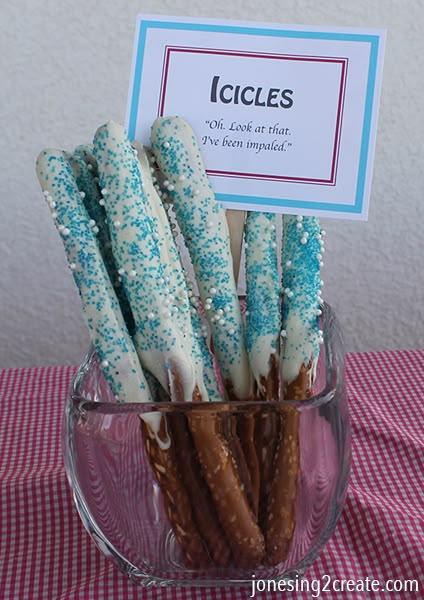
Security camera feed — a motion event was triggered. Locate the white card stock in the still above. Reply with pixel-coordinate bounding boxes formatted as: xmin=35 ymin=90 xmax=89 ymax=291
xmin=127 ymin=15 xmax=385 ymax=220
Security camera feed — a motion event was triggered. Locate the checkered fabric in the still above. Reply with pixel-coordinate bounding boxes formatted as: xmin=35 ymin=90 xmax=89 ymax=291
xmin=1 ymin=350 xmax=423 ymax=599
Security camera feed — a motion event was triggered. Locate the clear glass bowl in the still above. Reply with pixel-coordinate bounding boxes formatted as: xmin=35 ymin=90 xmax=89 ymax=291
xmin=63 ymin=303 xmax=351 ymax=587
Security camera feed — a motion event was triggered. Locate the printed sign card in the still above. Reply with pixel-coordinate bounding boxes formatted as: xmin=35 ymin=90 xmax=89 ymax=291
xmin=126 ymin=15 xmax=385 ymax=220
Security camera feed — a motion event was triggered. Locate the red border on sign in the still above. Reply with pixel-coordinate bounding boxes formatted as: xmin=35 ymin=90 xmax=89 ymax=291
xmin=158 ymin=47 xmax=348 ymax=186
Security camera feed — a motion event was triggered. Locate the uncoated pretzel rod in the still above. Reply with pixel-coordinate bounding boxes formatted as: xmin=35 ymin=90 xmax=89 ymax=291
xmin=264 ymin=215 xmax=323 ymax=565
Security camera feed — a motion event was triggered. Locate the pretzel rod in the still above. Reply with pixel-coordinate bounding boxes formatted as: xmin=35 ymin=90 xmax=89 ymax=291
xmin=140 ymin=417 xmax=210 ymax=568
xmin=66 ymin=150 xmax=135 ymax=335
xmin=151 ymin=117 xmax=252 ymax=402
xmin=188 ymin=411 xmax=265 ymax=567
xmin=37 ymin=145 xmax=219 ymax=568
xmin=225 ymin=209 xmax=246 ymax=282
xmin=92 ymin=123 xmax=265 ymax=564
xmin=36 ymin=149 xmax=148 ymax=404
xmin=93 ymin=121 xmax=210 ymax=403
xmin=235 ymin=412 xmax=260 ymax=517
xmin=134 ymin=144 xmax=221 ymax=402
xmin=168 ymin=413 xmax=232 ymax=566
xmin=151 ymin=117 xmax=264 ymax=523
xmin=245 ymin=211 xmax=281 ymax=398
xmin=74 ymin=143 xmax=98 ymax=171
xmin=254 ymin=404 xmax=280 ymax=526
xmin=264 ymin=215 xmax=323 ymax=564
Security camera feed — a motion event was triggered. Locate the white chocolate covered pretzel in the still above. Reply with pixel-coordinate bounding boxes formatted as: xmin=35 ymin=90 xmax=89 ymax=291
xmin=36 ymin=149 xmax=149 ymax=404
xmin=264 ymin=214 xmax=323 ymax=564
xmin=134 ymin=144 xmax=221 ymax=402
xmin=93 ymin=121 xmax=211 ymax=403
xmin=244 ymin=211 xmax=281 ymax=399
xmin=151 ymin=117 xmax=252 ymax=401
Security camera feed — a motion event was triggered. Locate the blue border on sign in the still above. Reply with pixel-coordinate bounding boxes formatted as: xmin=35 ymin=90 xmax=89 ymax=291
xmin=128 ymin=19 xmax=381 ymax=216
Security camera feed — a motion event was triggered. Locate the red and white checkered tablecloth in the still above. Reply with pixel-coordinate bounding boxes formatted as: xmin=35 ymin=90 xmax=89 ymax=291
xmin=1 ymin=350 xmax=423 ymax=599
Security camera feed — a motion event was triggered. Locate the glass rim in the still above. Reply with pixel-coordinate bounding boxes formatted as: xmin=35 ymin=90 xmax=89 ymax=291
xmin=70 ymin=302 xmax=343 ymax=413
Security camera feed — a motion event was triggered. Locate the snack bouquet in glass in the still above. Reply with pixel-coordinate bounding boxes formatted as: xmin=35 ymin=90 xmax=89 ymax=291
xmin=37 ymin=118 xmax=351 ymax=586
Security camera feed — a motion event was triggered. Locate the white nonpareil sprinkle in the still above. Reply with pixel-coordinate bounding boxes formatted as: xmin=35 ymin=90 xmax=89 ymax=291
xmin=228 ymin=328 xmax=235 ymax=336
xmin=148 ymin=312 xmax=155 ymax=320
xmin=113 ymin=220 xmax=121 ymax=228
xmin=210 ymin=287 xmax=217 ymax=295
xmin=163 ymin=141 xmax=170 ymax=149
xmin=129 ymin=270 xmax=137 ymax=278
xmin=281 ymin=329 xmax=287 ymax=338
xmin=62 ymin=228 xmax=70 ymax=236
xmin=178 ymin=174 xmax=186 ymax=181
xmin=92 ymin=226 xmax=99 ymax=234
xmin=300 ymin=237 xmax=308 ymax=244
xmin=101 ymin=188 xmax=109 ymax=195
xmin=286 ymin=260 xmax=292 ymax=267
xmin=118 ymin=268 xmax=125 ymax=276
xmin=79 ymin=191 xmax=86 ymax=199
xmin=69 ymin=262 xmax=76 ymax=270
xmin=88 ymin=219 xmax=96 ymax=227
xmin=101 ymin=360 xmax=109 ymax=368
xmin=193 ymin=189 xmax=200 ymax=196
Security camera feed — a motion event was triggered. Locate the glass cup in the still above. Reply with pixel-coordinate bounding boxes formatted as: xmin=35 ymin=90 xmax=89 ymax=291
xmin=63 ymin=302 xmax=351 ymax=587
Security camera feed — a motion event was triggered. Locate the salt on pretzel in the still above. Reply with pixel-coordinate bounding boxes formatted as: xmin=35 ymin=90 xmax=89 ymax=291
xmin=264 ymin=215 xmax=323 ymax=564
